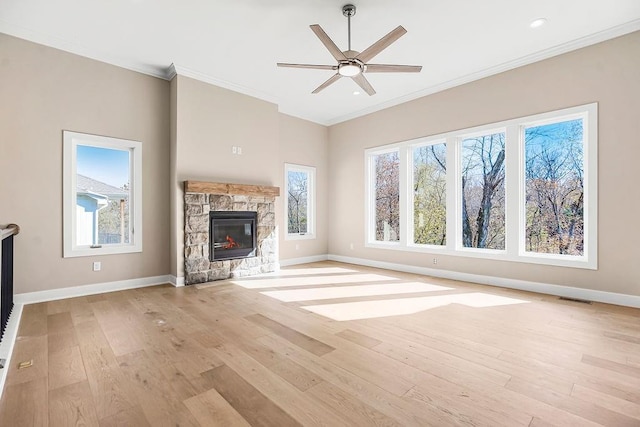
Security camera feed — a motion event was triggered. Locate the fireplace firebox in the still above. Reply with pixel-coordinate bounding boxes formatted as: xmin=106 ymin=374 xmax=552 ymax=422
xmin=209 ymin=211 xmax=257 ymax=261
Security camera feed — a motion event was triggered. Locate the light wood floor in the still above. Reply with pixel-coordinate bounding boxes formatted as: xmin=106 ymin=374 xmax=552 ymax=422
xmin=1 ymin=261 xmax=640 ymax=426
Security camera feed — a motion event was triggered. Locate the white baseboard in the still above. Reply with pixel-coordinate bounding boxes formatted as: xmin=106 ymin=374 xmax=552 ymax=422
xmin=0 ymin=303 xmax=24 ymax=400
xmin=169 ymin=275 xmax=185 ymax=287
xmin=14 ymin=275 xmax=172 ymax=305
xmin=279 ymin=255 xmax=329 ymax=267
xmin=328 ymin=254 xmax=640 ymax=309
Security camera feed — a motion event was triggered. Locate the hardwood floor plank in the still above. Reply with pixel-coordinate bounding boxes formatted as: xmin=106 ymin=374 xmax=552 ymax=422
xmin=48 ymin=346 xmax=87 ymax=391
xmin=49 ymin=380 xmax=99 ymax=427
xmin=245 ymin=313 xmax=335 ymax=356
xmin=336 ymin=328 xmax=383 ymax=348
xmin=48 ymin=330 xmax=79 ymax=354
xmin=183 ymin=387 xmax=251 ymax=426
xmin=321 ymin=348 xmax=416 ymax=396
xmin=0 ymin=377 xmax=48 ymax=427
xmin=79 ymin=341 xmax=138 ymax=419
xmin=18 ymin=302 xmax=48 ymax=337
xmin=582 ymin=353 xmax=640 ymax=378
xmin=201 ymin=364 xmax=302 ymax=427
xmin=98 ymin=405 xmax=151 ymax=427
xmin=6 ymin=334 xmax=48 ymax=386
xmin=306 ymin=381 xmax=401 ymax=426
xmin=268 ymin=358 xmax=324 ymax=391
xmin=506 ymin=376 xmax=640 ymax=426
xmin=571 ymin=383 xmax=640 ymax=420
xmin=116 ymin=349 xmax=200 ymax=427
xmin=47 ymin=312 xmax=74 ymax=335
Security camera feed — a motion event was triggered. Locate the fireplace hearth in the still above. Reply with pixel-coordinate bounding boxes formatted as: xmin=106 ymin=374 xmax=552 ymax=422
xmin=209 ymin=211 xmax=257 ymax=261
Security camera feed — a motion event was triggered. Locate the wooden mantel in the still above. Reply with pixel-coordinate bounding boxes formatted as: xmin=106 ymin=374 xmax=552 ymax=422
xmin=184 ymin=181 xmax=280 ymax=198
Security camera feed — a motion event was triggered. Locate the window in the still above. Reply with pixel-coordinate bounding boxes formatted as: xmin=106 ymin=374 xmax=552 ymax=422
xmin=460 ymin=131 xmax=506 ymax=250
xmin=373 ymin=151 xmax=400 ymax=242
xmin=523 ymin=118 xmax=585 ymax=256
xmin=412 ymin=142 xmax=446 ymax=246
xmin=365 ymin=103 xmax=597 ymax=269
xmin=63 ymin=131 xmax=142 ymax=257
xmin=285 ymin=163 xmax=315 ymax=239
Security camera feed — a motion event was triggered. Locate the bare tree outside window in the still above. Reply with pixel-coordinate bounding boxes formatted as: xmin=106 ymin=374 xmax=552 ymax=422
xmin=413 ymin=143 xmax=446 ymax=245
xmin=287 ymin=170 xmax=308 ymax=234
xmin=375 ymin=151 xmax=400 ymax=241
xmin=461 ymin=132 xmax=506 ymax=249
xmin=525 ymin=119 xmax=584 ymax=255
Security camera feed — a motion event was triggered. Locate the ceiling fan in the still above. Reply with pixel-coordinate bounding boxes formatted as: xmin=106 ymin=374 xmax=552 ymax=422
xmin=277 ymin=4 xmax=422 ymax=96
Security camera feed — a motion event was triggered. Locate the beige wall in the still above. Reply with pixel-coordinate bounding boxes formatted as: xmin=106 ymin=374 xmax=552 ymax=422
xmin=170 ymin=76 xmax=329 ymax=278
xmin=279 ymin=114 xmax=329 ymax=260
xmin=328 ymin=31 xmax=640 ymax=297
xmin=0 ymin=34 xmax=171 ymax=293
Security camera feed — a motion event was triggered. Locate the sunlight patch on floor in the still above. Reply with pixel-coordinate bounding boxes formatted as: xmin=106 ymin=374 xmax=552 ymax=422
xmin=302 ymin=293 xmax=530 ymax=321
xmin=261 ymin=282 xmax=452 ymax=302
xmin=231 ymin=273 xmax=401 ymax=289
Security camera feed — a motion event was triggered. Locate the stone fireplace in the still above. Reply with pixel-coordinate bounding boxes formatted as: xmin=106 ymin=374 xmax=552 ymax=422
xmin=183 ymin=181 xmax=279 ymax=285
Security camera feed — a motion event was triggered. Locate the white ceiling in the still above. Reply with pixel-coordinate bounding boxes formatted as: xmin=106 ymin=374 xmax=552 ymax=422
xmin=1 ymin=0 xmax=639 ymax=125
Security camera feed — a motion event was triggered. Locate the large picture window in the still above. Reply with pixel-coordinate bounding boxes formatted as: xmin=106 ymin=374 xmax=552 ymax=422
xmin=460 ymin=131 xmax=506 ymax=250
xmin=412 ymin=142 xmax=446 ymax=246
xmin=373 ymin=151 xmax=400 ymax=242
xmin=524 ymin=118 xmax=584 ymax=256
xmin=285 ymin=163 xmax=316 ymax=239
xmin=63 ymin=131 xmax=142 ymax=257
xmin=365 ymin=103 xmax=597 ymax=269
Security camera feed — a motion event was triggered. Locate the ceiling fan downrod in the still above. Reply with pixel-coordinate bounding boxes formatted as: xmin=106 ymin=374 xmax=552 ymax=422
xmin=342 ymin=4 xmax=356 ymax=51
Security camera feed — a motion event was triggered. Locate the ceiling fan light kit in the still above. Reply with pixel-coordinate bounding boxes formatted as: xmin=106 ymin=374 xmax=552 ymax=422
xmin=277 ymin=4 xmax=422 ymax=96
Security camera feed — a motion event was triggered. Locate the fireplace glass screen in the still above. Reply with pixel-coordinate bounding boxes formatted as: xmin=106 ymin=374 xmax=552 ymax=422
xmin=209 ymin=211 xmax=257 ymax=261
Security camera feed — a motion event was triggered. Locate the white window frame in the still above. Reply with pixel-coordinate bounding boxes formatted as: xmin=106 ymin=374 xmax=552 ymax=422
xmin=63 ymin=131 xmax=142 ymax=258
xmin=365 ymin=146 xmax=403 ymax=247
xmin=284 ymin=163 xmax=316 ymax=240
xmin=408 ymin=139 xmax=448 ymax=250
xmin=365 ymin=103 xmax=597 ymax=269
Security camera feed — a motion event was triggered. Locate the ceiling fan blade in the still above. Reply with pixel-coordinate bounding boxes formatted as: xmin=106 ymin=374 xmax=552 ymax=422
xmin=365 ymin=64 xmax=422 ymax=73
xmin=312 ymin=73 xmax=342 ymax=94
xmin=351 ymin=73 xmax=376 ymax=96
xmin=356 ymin=26 xmax=407 ymax=63
xmin=277 ymin=63 xmax=338 ymax=71
xmin=310 ymin=24 xmax=347 ymax=62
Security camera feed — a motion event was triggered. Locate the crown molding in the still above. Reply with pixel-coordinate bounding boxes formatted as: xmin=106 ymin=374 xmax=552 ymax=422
xmin=166 ymin=64 xmax=280 ymax=105
xmin=323 ymin=18 xmax=640 ymax=126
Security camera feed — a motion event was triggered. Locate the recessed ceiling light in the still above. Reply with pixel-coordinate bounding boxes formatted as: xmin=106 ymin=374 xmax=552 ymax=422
xmin=530 ymin=18 xmax=547 ymax=29
xmin=353 ymin=91 xmax=361 ymax=95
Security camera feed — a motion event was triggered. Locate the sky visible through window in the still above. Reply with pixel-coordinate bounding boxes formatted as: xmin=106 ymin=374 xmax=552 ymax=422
xmin=77 ymin=145 xmax=129 ymax=188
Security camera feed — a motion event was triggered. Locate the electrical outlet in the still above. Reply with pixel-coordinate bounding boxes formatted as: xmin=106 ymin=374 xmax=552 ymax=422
xmin=350 ymin=243 xmax=354 ymax=250
xmin=237 ymin=146 xmax=242 ymax=155
xmin=93 ymin=261 xmax=101 ymax=271
xmin=433 ymin=258 xmax=437 ymax=265
xmin=232 ymin=146 xmax=237 ymax=154
xmin=295 ymin=243 xmax=300 ymax=250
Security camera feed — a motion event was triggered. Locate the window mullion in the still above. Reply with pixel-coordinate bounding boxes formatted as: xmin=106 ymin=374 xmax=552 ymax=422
xmin=399 ymin=145 xmax=410 ymax=248
xmin=505 ymin=125 xmax=520 ymax=257
xmin=446 ymin=137 xmax=457 ymax=252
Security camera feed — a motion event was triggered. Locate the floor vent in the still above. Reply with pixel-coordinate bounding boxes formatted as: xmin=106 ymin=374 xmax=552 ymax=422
xmin=559 ymin=296 xmax=593 ymax=304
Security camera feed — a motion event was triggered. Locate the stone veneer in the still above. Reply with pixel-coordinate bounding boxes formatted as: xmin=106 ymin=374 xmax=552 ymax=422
xmin=184 ymin=187 xmax=278 ymax=285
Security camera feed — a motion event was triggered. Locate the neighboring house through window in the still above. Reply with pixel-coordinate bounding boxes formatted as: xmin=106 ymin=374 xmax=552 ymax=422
xmin=63 ymin=131 xmax=142 ymax=257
